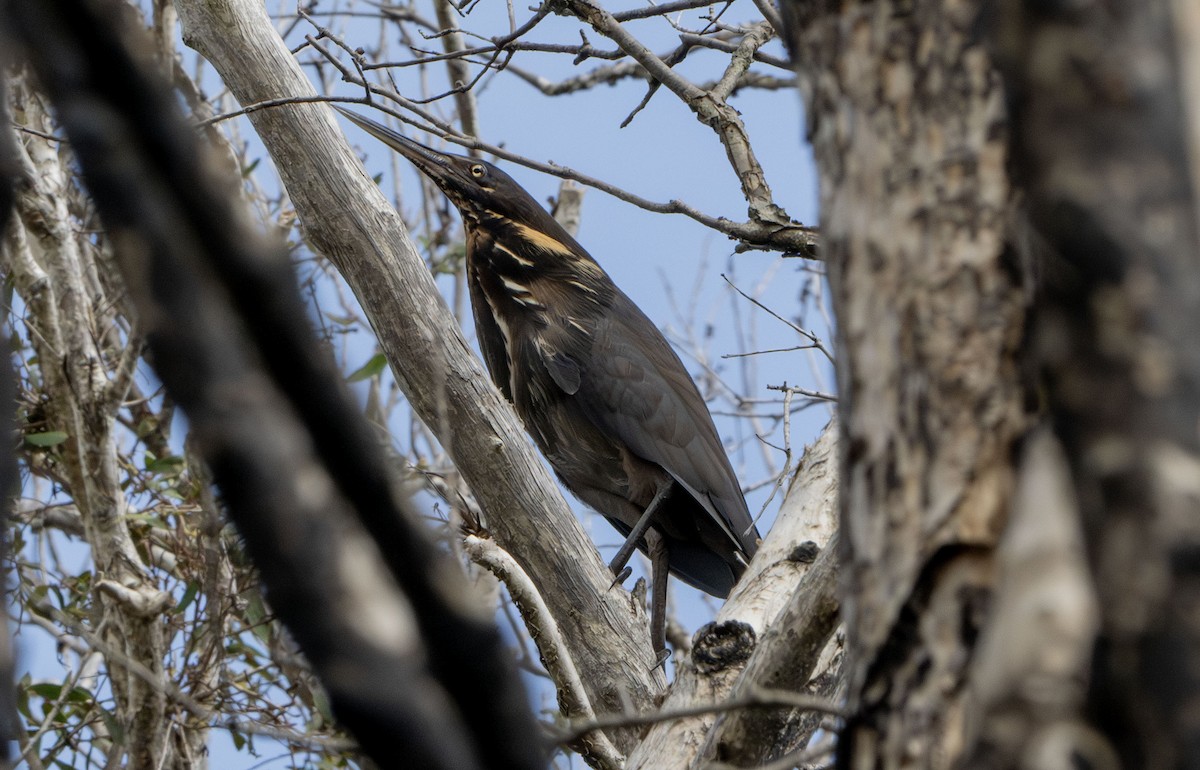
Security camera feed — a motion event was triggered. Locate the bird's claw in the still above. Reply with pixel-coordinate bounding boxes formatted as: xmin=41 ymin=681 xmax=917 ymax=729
xmin=649 ymin=648 xmax=670 ymax=672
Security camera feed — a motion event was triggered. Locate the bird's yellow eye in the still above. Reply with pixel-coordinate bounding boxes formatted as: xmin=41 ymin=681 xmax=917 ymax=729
xmin=470 ymin=164 xmax=486 ymax=178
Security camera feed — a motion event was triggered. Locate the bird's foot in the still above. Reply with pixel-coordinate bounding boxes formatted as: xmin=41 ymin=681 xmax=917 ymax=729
xmin=649 ymin=648 xmax=670 ymax=672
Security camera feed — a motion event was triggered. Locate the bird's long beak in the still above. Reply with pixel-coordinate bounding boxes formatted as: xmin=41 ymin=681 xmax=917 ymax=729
xmin=335 ymin=106 xmax=457 ymax=182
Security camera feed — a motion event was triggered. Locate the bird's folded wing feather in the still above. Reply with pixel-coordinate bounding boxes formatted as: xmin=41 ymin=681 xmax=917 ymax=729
xmin=539 ymin=292 xmax=757 ymax=554
xmin=469 ymin=266 xmax=515 ymax=402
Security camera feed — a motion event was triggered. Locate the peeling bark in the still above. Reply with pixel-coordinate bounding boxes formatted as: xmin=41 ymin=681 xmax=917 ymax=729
xmin=963 ymin=429 xmax=1103 ymax=768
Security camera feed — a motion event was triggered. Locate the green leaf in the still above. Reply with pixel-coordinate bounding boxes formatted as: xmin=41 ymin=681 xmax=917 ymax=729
xmin=323 ymin=312 xmax=358 ymax=327
xmin=28 ymin=584 xmax=49 ymax=604
xmin=145 ymin=455 xmax=185 ymax=474
xmin=313 ymin=686 xmax=334 ymax=725
xmin=28 ymin=683 xmax=61 ymax=700
xmin=347 ymin=353 xmax=387 ymax=383
xmin=175 ymin=582 xmax=200 ymax=614
xmin=27 ymin=682 xmax=92 ymax=708
xmin=125 ymin=512 xmax=169 ymax=530
xmin=244 ymin=593 xmax=273 ymax=645
xmin=64 ymin=686 xmax=93 ymax=705
xmin=15 ymin=674 xmax=31 ymax=721
xmin=25 ymin=431 xmax=68 ymax=447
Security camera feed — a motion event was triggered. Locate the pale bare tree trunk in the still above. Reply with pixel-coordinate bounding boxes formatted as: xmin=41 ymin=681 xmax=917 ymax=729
xmin=782 ymin=1 xmax=1028 ymax=766
xmin=624 ymin=423 xmax=840 ymax=770
xmin=963 ymin=429 xmax=1101 ymax=768
xmin=172 ymin=0 xmax=665 ymax=754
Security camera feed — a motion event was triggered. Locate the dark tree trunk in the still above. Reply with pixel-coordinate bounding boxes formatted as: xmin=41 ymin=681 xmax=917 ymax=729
xmin=995 ymin=3 xmax=1200 ymax=768
xmin=781 ymin=1 xmax=1029 ymax=766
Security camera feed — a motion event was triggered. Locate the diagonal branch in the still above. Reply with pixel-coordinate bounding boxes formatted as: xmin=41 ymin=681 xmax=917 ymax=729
xmin=174 ymin=0 xmax=666 ymax=753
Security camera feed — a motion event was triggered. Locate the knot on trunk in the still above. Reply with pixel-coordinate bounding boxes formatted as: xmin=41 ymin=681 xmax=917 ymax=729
xmin=692 ymin=620 xmax=756 ymax=674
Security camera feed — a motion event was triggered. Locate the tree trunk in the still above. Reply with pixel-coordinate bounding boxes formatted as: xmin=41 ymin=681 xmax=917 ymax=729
xmin=174 ymin=0 xmax=665 ymax=753
xmin=782 ymin=1 xmax=1028 ymax=766
xmin=994 ymin=3 xmax=1200 ymax=767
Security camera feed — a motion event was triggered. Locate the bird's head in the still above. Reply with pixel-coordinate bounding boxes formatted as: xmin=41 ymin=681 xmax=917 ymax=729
xmin=337 ymin=107 xmax=557 ymax=235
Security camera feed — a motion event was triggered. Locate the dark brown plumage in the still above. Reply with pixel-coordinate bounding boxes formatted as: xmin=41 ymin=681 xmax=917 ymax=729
xmin=338 ymin=107 xmax=760 ymax=656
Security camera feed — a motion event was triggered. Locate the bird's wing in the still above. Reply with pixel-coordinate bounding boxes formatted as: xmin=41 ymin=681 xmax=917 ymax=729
xmin=543 ymin=291 xmax=759 ymax=557
xmin=468 ymin=262 xmax=514 ymax=401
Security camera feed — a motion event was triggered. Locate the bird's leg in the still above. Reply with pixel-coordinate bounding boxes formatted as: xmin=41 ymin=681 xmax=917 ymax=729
xmin=646 ymin=527 xmax=670 ymax=667
xmin=608 ymin=478 xmax=674 ymax=587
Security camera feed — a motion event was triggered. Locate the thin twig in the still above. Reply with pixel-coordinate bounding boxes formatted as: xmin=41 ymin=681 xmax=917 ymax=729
xmin=612 ymin=0 xmax=729 ymax=22
xmin=463 ymin=535 xmax=626 ymax=770
xmin=554 ymin=686 xmax=843 ymax=746
xmin=723 ymin=274 xmax=833 ymax=362
xmin=767 ymin=383 xmax=837 ymax=402
xmin=676 ymin=32 xmax=790 ymax=71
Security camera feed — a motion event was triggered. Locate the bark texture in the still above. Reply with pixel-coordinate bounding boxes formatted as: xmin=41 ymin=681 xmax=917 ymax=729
xmin=782 ymin=1 xmax=1027 ymax=766
xmin=995 ymin=3 xmax=1200 ymax=767
xmin=0 ymin=67 xmax=21 ymax=770
xmin=963 ymin=429 xmax=1101 ymax=768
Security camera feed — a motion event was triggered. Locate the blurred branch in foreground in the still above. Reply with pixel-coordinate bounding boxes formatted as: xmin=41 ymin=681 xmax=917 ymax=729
xmin=1 ymin=1 xmax=544 ymax=768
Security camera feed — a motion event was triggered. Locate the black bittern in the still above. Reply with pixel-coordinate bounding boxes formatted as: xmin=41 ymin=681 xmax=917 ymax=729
xmin=338 ymin=107 xmax=759 ymax=659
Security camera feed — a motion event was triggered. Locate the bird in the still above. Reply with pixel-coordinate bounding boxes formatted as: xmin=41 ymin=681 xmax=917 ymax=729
xmin=337 ymin=106 xmax=760 ymax=659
